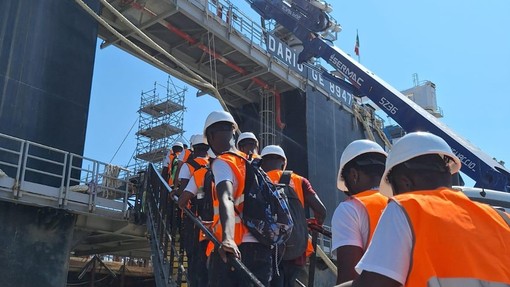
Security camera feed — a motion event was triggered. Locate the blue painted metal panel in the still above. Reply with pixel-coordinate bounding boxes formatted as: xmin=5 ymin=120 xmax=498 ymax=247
xmin=248 ymin=0 xmax=510 ymax=191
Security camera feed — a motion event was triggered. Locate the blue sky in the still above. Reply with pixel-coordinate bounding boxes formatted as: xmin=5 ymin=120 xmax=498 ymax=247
xmin=84 ymin=0 xmax=509 ymax=186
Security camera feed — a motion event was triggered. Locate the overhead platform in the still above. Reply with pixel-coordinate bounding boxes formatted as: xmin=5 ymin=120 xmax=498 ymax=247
xmin=135 ymin=146 xmax=167 ymax=163
xmin=72 ymin=216 xmax=150 ymax=258
xmin=140 ymin=99 xmax=184 ymax=118
xmin=96 ymin=0 xmax=306 ymax=108
xmin=136 ymin=123 xmax=182 ymax=140
xmin=93 ymin=0 xmax=389 ymax=224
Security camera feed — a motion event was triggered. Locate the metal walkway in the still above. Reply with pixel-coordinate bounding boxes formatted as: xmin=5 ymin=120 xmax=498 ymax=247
xmin=96 ymin=0 xmax=353 ymax=111
xmin=0 ymin=132 xmax=150 ymax=258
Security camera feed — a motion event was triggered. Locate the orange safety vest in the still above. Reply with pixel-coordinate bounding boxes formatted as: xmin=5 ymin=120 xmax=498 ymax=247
xmin=266 ymin=170 xmax=314 ymax=257
xmin=186 ymin=157 xmax=208 ymax=175
xmin=266 ymin=170 xmax=305 ymax=204
xmin=206 ymin=151 xmax=248 ymax=256
xmin=394 ymin=188 xmax=510 ymax=286
xmin=351 ymin=190 xmax=388 ymax=248
xmin=167 ymin=151 xmax=180 ymax=186
xmin=181 ymin=148 xmax=191 ymax=163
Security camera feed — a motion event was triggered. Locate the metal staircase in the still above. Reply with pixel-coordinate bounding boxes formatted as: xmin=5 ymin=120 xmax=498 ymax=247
xmin=144 ymin=163 xmax=191 ymax=287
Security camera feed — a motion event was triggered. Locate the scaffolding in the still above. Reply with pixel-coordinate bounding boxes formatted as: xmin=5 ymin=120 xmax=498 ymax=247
xmin=259 ymin=89 xmax=277 ymax=148
xmin=134 ymin=76 xmax=186 ymax=172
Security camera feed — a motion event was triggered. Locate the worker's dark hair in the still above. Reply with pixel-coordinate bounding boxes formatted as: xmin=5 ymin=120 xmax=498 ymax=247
xmin=342 ymin=152 xmax=386 ymax=180
xmin=238 ymin=138 xmax=257 ymax=147
xmin=172 ymin=145 xmax=183 ymax=153
xmin=388 ymin=154 xmax=452 ymax=185
xmin=193 ymin=143 xmax=209 ymax=153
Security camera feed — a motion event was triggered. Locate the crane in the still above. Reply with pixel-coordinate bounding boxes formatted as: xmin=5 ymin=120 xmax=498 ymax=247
xmin=248 ymin=0 xmax=510 ymax=192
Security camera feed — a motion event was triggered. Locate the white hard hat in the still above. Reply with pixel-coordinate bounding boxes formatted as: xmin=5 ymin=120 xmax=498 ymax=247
xmin=172 ymin=141 xmax=184 ymax=149
xmin=337 ymin=140 xmax=387 ymax=191
xmin=236 ymin=132 xmax=258 ymax=147
xmin=189 ymin=135 xmax=196 ymax=146
xmin=191 ymin=134 xmax=208 ymax=146
xmin=260 ymin=145 xmax=287 ymax=161
xmin=379 ymin=132 xmax=462 ymax=197
xmin=203 ymin=111 xmax=238 ymax=135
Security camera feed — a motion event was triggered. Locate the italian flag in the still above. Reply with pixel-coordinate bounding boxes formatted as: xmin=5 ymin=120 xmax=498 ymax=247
xmin=354 ymin=31 xmax=360 ymax=56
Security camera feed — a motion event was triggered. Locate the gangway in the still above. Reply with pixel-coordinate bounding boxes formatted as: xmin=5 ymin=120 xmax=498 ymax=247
xmin=0 ymin=132 xmax=150 ymax=259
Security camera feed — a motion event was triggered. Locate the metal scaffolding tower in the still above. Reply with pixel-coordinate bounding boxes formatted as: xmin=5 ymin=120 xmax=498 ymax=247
xmin=259 ymin=89 xmax=277 ymax=148
xmin=134 ymin=77 xmax=186 ymax=172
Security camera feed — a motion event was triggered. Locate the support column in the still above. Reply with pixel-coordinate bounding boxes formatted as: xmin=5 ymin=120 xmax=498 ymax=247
xmin=0 ymin=202 xmax=76 ymax=287
xmin=0 ymin=0 xmax=100 ymax=186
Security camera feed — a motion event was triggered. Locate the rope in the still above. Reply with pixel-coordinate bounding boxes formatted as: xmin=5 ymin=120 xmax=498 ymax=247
xmin=109 ymin=117 xmax=138 ymax=164
xmin=353 ymin=103 xmax=375 ymax=141
xmin=208 ymin=32 xmax=219 ymax=90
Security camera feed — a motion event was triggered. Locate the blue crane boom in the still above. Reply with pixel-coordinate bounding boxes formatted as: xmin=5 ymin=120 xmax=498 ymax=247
xmin=248 ymin=0 xmax=510 ymax=192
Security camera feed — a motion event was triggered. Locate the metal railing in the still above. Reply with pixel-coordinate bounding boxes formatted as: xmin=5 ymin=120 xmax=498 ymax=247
xmin=199 ymin=0 xmax=267 ymax=47
xmin=145 ymin=163 xmax=181 ymax=287
xmin=144 ymin=163 xmax=264 ymax=287
xmin=317 ymin=224 xmax=333 ymax=256
xmin=0 ymin=132 xmax=132 ymax=219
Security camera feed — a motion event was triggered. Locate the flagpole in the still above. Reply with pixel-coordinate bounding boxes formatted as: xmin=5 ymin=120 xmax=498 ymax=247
xmin=355 ymin=29 xmax=361 ymax=63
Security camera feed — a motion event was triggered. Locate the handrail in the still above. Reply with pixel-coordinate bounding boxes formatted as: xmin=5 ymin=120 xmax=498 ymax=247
xmin=200 ymin=0 xmax=266 ymax=47
xmin=173 ymin=195 xmax=264 ymax=287
xmin=145 ymin=163 xmax=264 ymax=286
xmin=0 ymin=132 xmax=132 ymax=219
xmin=309 ymin=223 xmax=338 ymax=278
xmin=145 ymin=163 xmax=179 ymax=286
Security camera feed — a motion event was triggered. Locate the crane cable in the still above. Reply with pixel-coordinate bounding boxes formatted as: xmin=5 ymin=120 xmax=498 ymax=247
xmin=109 ymin=117 xmax=138 ymax=164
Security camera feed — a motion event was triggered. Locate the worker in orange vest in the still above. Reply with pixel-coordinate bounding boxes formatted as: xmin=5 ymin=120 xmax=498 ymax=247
xmin=343 ymin=132 xmax=510 ymax=287
xmin=260 ymin=145 xmax=326 ymax=287
xmin=204 ymin=111 xmax=273 ymax=287
xmin=331 ymin=140 xmax=388 ymax=284
xmin=177 ymin=134 xmax=211 ymax=287
xmin=175 ymin=135 xmax=208 ymax=197
xmin=162 ymin=141 xmax=184 ymax=187
xmin=236 ymin=132 xmax=260 ymax=160
xmin=174 ymin=139 xmax=193 ymax=189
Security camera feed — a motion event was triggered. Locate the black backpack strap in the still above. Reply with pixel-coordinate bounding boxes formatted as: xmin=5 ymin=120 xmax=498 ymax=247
xmin=233 ymin=159 xmax=253 ymax=218
xmin=221 ymin=151 xmax=254 ymax=191
xmin=186 ymin=158 xmax=204 ymax=171
xmin=244 ymin=159 xmax=255 ymax=196
xmin=492 ymin=207 xmax=510 ymax=228
xmin=278 ymin=170 xmax=293 ymax=185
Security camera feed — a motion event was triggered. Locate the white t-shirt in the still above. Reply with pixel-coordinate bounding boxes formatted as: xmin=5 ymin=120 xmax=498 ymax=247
xmin=211 ymin=158 xmax=257 ymax=243
xmin=162 ymin=150 xmax=171 ymax=166
xmin=355 ymin=201 xmax=412 ymax=285
xmin=211 ymin=159 xmax=238 ymax=191
xmin=184 ymin=175 xmax=198 ymax=195
xmin=177 ymin=150 xmax=186 ymax=161
xmin=331 ymin=197 xmax=369 ymax=252
xmin=178 ymin=164 xmax=191 ymax=180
